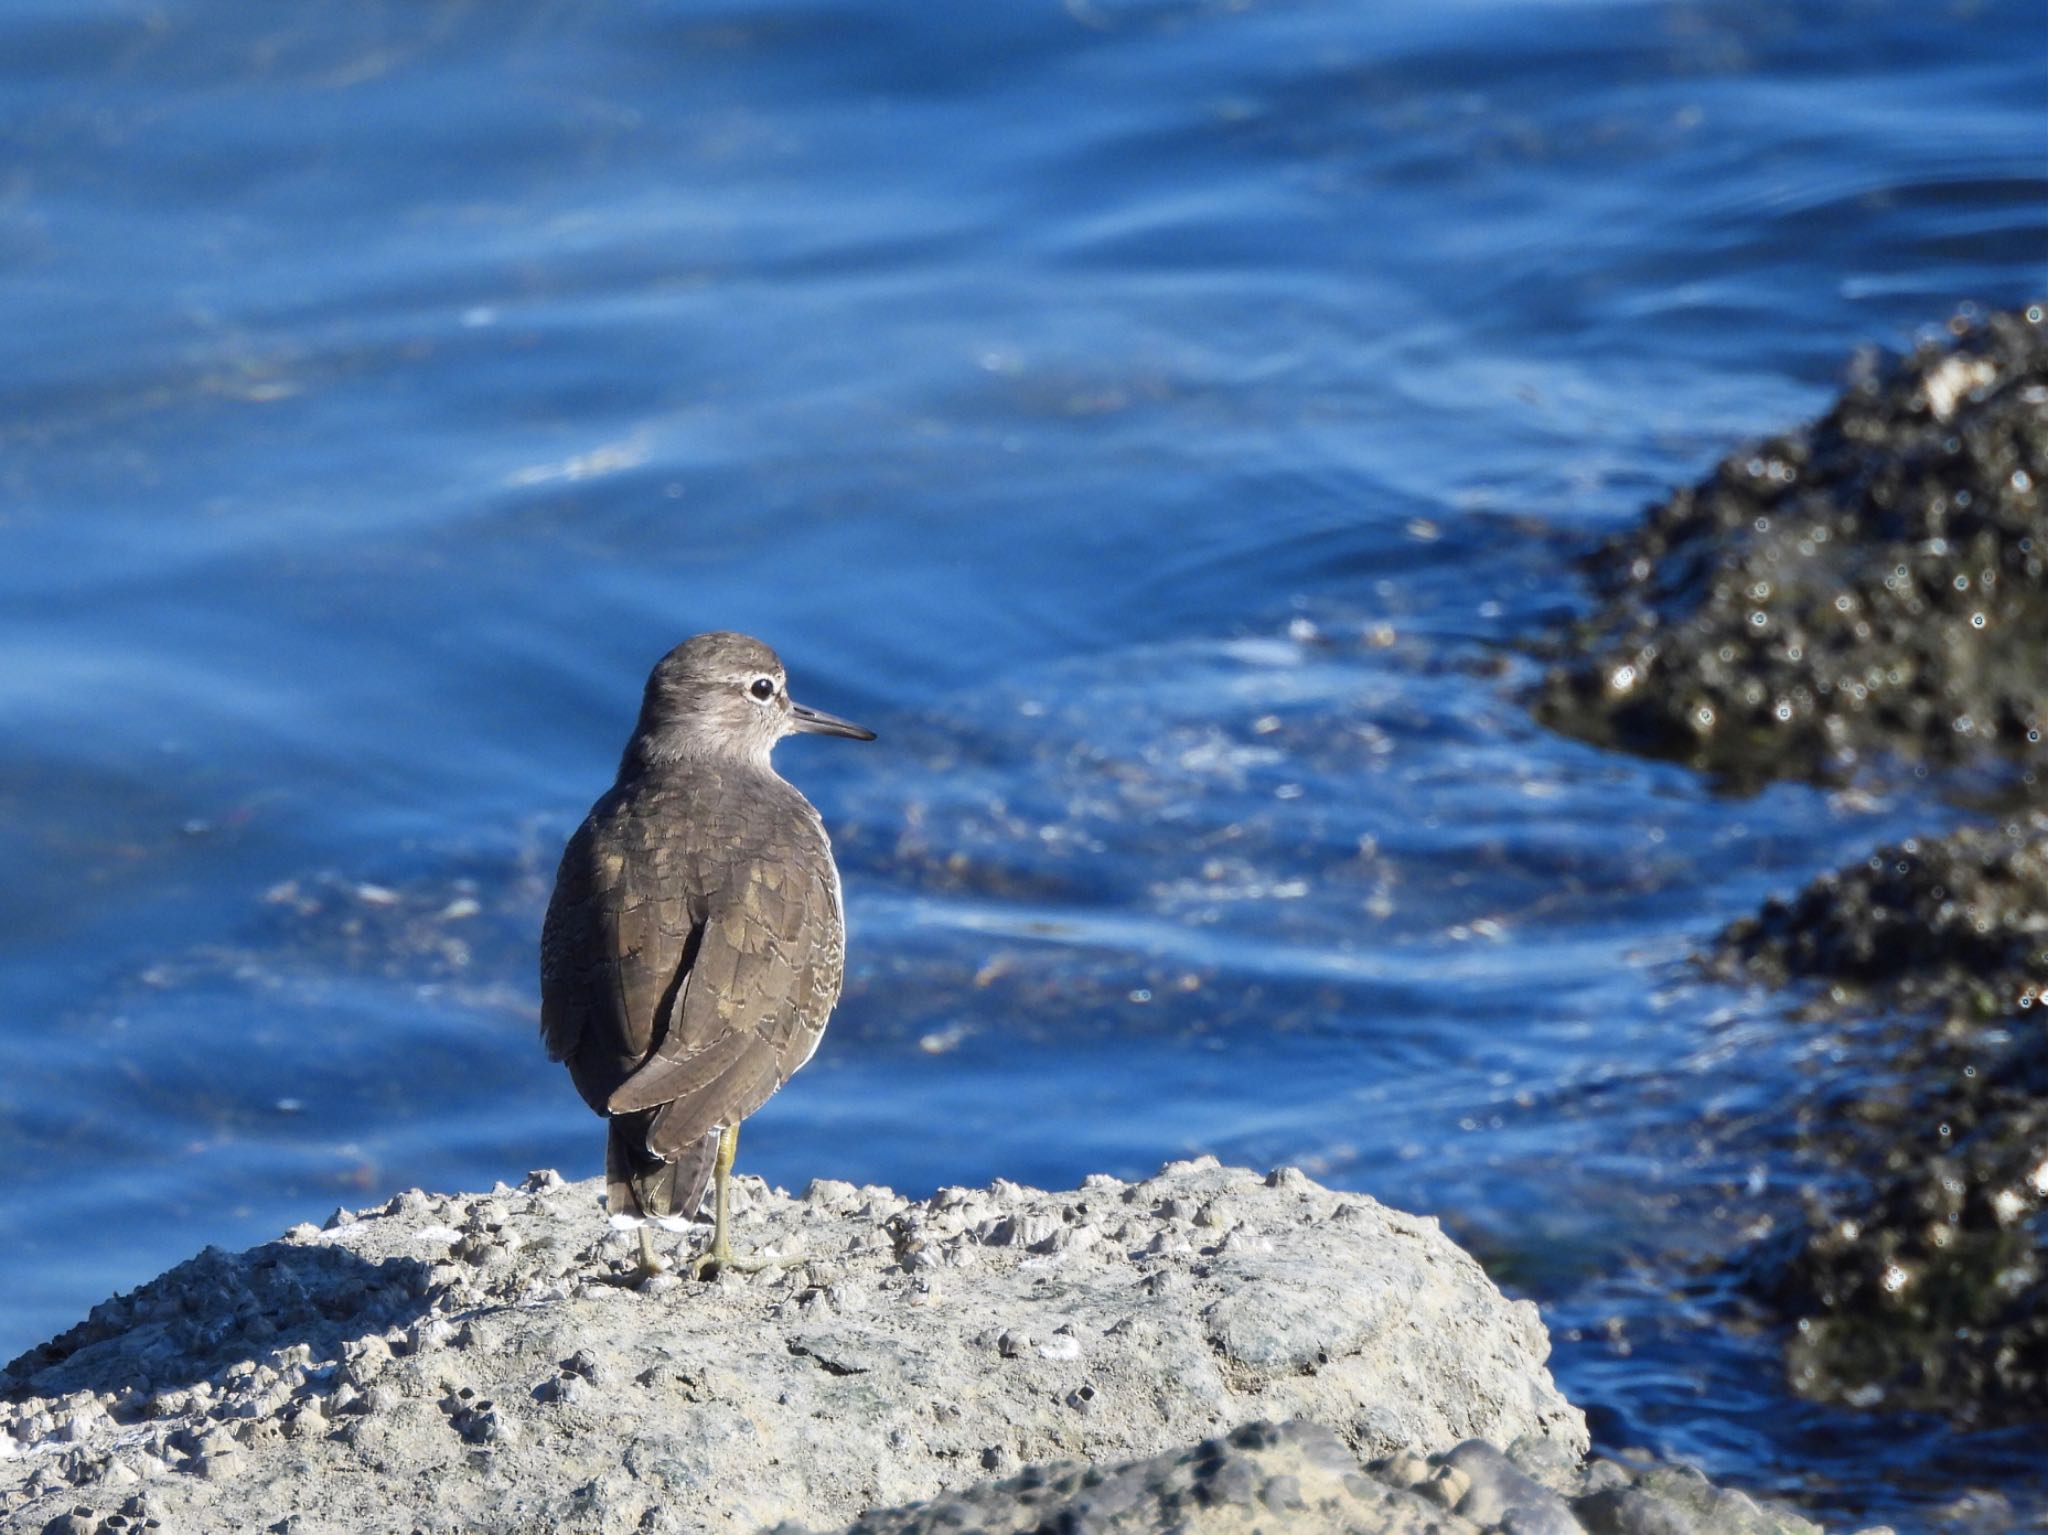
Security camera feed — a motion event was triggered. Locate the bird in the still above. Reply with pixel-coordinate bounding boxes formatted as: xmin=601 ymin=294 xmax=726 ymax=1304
xmin=540 ymin=631 xmax=874 ymax=1278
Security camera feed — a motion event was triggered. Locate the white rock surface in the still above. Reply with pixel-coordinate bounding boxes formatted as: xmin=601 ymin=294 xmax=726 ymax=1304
xmin=1 ymin=1159 xmax=1583 ymax=1534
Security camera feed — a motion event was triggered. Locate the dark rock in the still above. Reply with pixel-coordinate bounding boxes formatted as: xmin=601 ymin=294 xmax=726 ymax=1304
xmin=1713 ymin=813 xmax=2048 ymax=1009
xmin=1440 ymin=1440 xmax=1582 ymax=1534
xmin=1712 ymin=816 xmax=2048 ymax=1421
xmin=1536 ymin=305 xmax=2048 ymax=787
xmin=1577 ymin=1485 xmax=1699 ymax=1535
xmin=804 ymin=1424 xmax=1834 ymax=1535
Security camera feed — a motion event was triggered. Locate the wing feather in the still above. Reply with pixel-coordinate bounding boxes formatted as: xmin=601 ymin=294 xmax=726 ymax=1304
xmin=545 ymin=773 xmax=848 ymax=1170
xmin=604 ymin=881 xmax=813 ymax=1129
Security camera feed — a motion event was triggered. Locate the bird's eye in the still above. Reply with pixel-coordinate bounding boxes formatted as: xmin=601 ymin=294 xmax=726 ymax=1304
xmin=749 ymin=677 xmax=776 ymax=701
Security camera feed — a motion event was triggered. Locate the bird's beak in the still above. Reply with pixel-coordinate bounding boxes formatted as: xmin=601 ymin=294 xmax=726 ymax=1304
xmin=789 ymin=700 xmax=876 ymax=741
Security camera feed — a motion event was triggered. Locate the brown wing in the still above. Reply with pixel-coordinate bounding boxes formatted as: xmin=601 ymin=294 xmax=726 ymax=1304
xmin=608 ymin=817 xmax=844 ymax=1157
xmin=539 ymin=801 xmax=701 ymax=1119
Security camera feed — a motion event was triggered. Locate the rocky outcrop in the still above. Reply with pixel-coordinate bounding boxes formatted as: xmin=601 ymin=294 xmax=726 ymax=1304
xmin=1529 ymin=300 xmax=2048 ymax=1432
xmin=1711 ymin=816 xmax=2048 ymax=1421
xmin=1536 ymin=305 xmax=2048 ymax=786
xmin=1 ymin=1160 xmax=1587 ymax=1535
xmin=1714 ymin=812 xmax=2048 ymax=1010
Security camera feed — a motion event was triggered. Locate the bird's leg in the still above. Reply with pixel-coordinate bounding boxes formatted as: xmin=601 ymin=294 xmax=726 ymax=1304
xmin=685 ymin=1122 xmax=742 ymax=1277
xmin=636 ymin=1223 xmax=666 ymax=1280
xmin=685 ymin=1122 xmax=803 ymax=1279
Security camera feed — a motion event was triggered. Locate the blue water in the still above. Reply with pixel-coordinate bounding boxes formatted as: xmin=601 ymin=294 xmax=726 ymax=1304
xmin=3 ymin=0 xmax=2044 ymax=1525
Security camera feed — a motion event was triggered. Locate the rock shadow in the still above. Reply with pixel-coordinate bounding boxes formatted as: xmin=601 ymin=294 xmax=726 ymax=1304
xmin=2 ymin=1239 xmax=438 ymax=1400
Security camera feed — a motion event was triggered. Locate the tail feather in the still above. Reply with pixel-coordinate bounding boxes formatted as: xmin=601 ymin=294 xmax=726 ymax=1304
xmin=606 ymin=1119 xmax=717 ymax=1223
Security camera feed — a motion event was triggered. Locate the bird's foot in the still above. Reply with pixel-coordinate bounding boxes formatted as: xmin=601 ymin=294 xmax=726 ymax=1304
xmin=683 ymin=1243 xmax=802 ymax=1280
xmin=682 ymin=1246 xmax=728 ymax=1280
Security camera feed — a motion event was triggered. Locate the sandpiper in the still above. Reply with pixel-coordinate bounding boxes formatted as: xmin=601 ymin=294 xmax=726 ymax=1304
xmin=540 ymin=632 xmax=873 ymax=1277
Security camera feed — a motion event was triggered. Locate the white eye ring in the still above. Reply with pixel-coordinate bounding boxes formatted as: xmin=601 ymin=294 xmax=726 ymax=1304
xmin=749 ymin=676 xmax=777 ymax=702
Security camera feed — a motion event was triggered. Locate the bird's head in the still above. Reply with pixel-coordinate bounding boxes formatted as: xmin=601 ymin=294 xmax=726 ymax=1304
xmin=628 ymin=631 xmax=875 ymax=771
